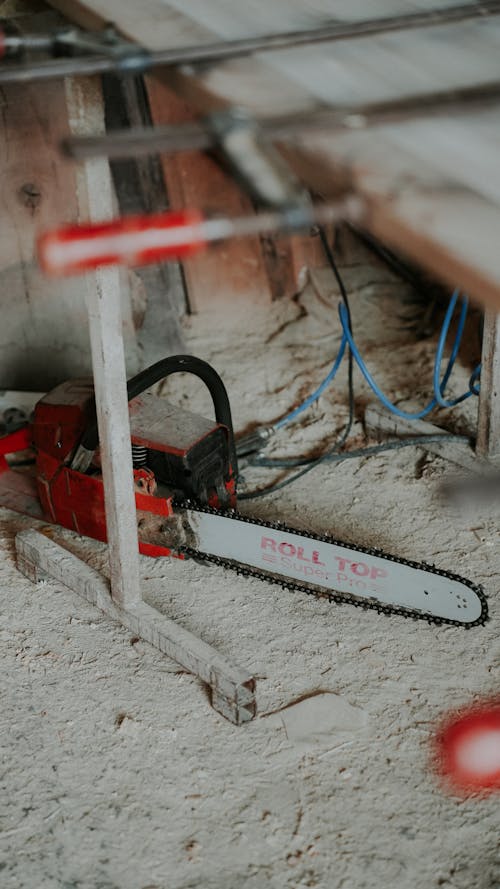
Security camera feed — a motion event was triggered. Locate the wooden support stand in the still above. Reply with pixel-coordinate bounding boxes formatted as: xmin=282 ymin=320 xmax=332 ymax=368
xmin=13 ymin=71 xmax=256 ymax=725
xmin=16 ymin=530 xmax=256 ymax=725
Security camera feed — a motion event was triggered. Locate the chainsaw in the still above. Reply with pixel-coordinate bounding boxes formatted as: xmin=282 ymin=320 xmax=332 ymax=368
xmin=0 ymin=356 xmax=487 ymax=629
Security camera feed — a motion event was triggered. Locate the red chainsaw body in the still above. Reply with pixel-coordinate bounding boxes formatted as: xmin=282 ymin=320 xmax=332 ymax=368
xmin=6 ymin=378 xmax=237 ymax=557
xmin=31 ymin=380 xmax=174 ymax=556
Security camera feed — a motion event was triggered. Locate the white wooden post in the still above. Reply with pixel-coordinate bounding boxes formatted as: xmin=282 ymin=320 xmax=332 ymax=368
xmin=85 ymin=264 xmax=142 ymax=606
xmin=67 ymin=76 xmax=141 ymax=607
xmin=477 ymin=312 xmax=500 ymax=462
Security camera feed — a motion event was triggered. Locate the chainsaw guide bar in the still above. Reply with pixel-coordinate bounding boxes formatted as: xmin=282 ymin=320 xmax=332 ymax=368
xmin=175 ymin=501 xmax=488 ymax=629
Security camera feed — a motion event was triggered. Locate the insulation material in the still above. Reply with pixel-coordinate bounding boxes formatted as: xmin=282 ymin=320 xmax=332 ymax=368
xmin=1 ymin=232 xmax=498 ymax=889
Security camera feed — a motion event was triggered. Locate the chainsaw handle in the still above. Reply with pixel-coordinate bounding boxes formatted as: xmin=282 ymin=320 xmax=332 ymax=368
xmin=79 ymin=355 xmax=238 ymax=479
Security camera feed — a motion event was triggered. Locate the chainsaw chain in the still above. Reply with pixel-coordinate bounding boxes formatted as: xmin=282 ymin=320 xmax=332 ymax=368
xmin=175 ymin=500 xmax=488 ymax=629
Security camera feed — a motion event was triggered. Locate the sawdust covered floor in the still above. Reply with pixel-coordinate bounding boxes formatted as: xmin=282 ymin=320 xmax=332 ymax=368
xmin=0 ymin=232 xmax=498 ymax=889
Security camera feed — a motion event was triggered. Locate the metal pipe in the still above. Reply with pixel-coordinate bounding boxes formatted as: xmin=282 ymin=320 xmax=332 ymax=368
xmin=0 ymin=1 xmax=499 ymax=84
xmin=62 ymin=80 xmax=500 ymax=162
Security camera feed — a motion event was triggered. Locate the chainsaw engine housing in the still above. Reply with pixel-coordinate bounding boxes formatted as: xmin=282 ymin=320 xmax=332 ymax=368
xmin=33 ymin=379 xmax=236 ymax=554
xmin=128 ymin=390 xmax=235 ymax=507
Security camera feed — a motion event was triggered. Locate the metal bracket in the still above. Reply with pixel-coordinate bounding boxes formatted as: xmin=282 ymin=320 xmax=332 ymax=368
xmin=205 ymin=107 xmax=308 ymax=210
xmin=0 ymin=20 xmax=148 ymax=73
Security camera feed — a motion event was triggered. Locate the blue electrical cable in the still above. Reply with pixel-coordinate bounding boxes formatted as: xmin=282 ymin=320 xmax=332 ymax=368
xmin=274 ymin=333 xmax=348 ymax=430
xmin=241 ymin=227 xmax=482 ymax=500
xmin=338 ymin=290 xmax=478 ymax=421
xmin=432 ymin=290 xmax=471 ymax=407
xmin=272 ymin=281 xmax=480 ymax=433
xmin=274 ymin=293 xmax=478 ymax=429
xmin=435 ymin=290 xmax=466 ymax=392
xmin=469 ymin=363 xmax=481 ymax=396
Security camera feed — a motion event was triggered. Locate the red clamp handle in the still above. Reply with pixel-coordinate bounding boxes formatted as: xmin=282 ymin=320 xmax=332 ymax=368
xmin=38 ymin=208 xmax=207 ymax=276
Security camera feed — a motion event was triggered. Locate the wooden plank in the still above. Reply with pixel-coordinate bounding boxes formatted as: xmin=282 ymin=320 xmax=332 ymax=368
xmin=375 ymin=108 xmax=500 ymax=208
xmin=66 ymin=74 xmax=142 ymax=608
xmin=16 ymin=529 xmax=256 ymax=724
xmin=49 ymin=0 xmax=488 ymax=48
xmin=476 ymin=312 xmax=500 ymax=460
xmin=0 ymin=76 xmax=141 ymax=388
xmin=0 ymin=79 xmax=96 ymax=387
xmin=45 ymin=0 xmax=500 ymax=116
xmin=262 ymin=17 xmax=500 ymax=107
xmin=286 ymin=128 xmax=500 ymax=309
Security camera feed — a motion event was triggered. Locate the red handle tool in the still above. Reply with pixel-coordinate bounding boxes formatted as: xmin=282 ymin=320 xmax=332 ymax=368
xmin=38 ymin=209 xmax=208 ymax=276
xmin=37 ymin=199 xmax=359 ymax=277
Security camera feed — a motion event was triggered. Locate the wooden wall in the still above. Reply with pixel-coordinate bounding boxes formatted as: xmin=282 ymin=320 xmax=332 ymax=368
xmin=0 ymin=72 xmax=141 ymax=389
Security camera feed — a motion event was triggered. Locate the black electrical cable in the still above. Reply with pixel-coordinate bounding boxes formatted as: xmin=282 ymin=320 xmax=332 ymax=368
xmin=248 ymin=433 xmax=472 ymax=469
xmin=318 ymin=224 xmax=355 ymax=450
xmin=238 ymin=433 xmax=473 ymax=500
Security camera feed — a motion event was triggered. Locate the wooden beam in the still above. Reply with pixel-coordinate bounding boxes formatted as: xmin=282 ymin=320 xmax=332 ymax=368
xmin=477 ymin=312 xmax=500 ymax=460
xmin=16 ymin=529 xmax=256 ymax=724
xmin=0 ymin=4 xmax=141 ymax=388
xmin=0 ymin=76 xmax=132 ymax=388
xmin=285 ymin=133 xmax=500 ymax=313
